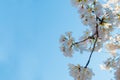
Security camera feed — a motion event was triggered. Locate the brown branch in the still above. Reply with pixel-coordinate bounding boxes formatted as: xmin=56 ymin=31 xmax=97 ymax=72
xmin=72 ymin=34 xmax=95 ymax=46
xmin=84 ymin=24 xmax=98 ymax=68
xmin=84 ymin=37 xmax=98 ymax=68
xmin=73 ymin=37 xmax=91 ymax=45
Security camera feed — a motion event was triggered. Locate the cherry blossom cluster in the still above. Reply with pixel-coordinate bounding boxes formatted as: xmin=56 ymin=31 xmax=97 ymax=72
xmin=59 ymin=31 xmax=96 ymax=57
xmin=59 ymin=32 xmax=74 ymax=57
xmin=105 ymin=34 xmax=120 ymax=56
xmin=100 ymin=56 xmax=120 ymax=80
xmin=68 ymin=64 xmax=94 ymax=80
xmin=115 ymin=67 xmax=120 ymax=80
xmin=59 ymin=0 xmax=120 ymax=80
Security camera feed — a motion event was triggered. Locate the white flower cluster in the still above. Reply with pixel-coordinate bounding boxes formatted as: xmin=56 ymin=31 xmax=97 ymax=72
xmin=100 ymin=54 xmax=120 ymax=70
xmin=68 ymin=64 xmax=94 ymax=80
xmin=103 ymin=0 xmax=120 ymax=27
xmin=100 ymin=58 xmax=117 ymax=70
xmin=105 ymin=34 xmax=120 ymax=56
xmin=69 ymin=0 xmax=115 ymax=54
xmin=72 ymin=0 xmax=120 ymax=47
xmin=60 ymin=0 xmax=120 ymax=58
xmin=59 ymin=0 xmax=120 ymax=80
xmin=59 ymin=31 xmax=93 ymax=57
xmin=99 ymin=56 xmax=120 ymax=80
xmin=114 ymin=57 xmax=120 ymax=80
xmin=59 ymin=32 xmax=74 ymax=57
xmin=114 ymin=67 xmax=120 ymax=80
xmin=105 ymin=43 xmax=120 ymax=56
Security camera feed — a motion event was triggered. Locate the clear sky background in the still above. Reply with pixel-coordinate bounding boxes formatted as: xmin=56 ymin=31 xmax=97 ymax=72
xmin=0 ymin=0 xmax=115 ymax=80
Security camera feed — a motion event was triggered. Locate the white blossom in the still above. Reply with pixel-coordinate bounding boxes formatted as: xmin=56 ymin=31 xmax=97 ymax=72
xmin=59 ymin=35 xmax=67 ymax=43
xmin=114 ymin=15 xmax=120 ymax=28
xmin=68 ymin=64 xmax=94 ymax=80
xmin=71 ymin=0 xmax=81 ymax=7
xmin=87 ymin=15 xmax=97 ymax=27
xmin=60 ymin=32 xmax=75 ymax=57
xmin=114 ymin=67 xmax=120 ymax=80
xmin=107 ymin=0 xmax=120 ymax=5
xmin=100 ymin=64 xmax=111 ymax=70
xmin=100 ymin=58 xmax=117 ymax=70
xmin=60 ymin=0 xmax=120 ymax=80
xmin=94 ymin=2 xmax=104 ymax=17
xmin=104 ymin=8 xmax=115 ymax=24
xmin=106 ymin=43 xmax=117 ymax=56
xmin=115 ymin=34 xmax=120 ymax=43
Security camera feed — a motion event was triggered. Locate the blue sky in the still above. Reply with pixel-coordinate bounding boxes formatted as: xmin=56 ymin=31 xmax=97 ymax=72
xmin=0 ymin=0 xmax=114 ymax=80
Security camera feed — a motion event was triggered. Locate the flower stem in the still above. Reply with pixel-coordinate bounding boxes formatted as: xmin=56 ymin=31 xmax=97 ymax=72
xmin=84 ymin=24 xmax=98 ymax=68
xmin=84 ymin=37 xmax=98 ymax=68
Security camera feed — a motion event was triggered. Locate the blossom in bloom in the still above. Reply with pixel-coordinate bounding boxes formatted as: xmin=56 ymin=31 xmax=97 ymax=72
xmin=113 ymin=5 xmax=120 ymax=13
xmin=60 ymin=44 xmax=73 ymax=57
xmin=114 ymin=67 xmax=120 ymax=80
xmin=94 ymin=2 xmax=104 ymax=17
xmin=65 ymin=32 xmax=72 ymax=38
xmin=105 ymin=43 xmax=118 ymax=56
xmin=94 ymin=40 xmax=103 ymax=52
xmin=68 ymin=64 xmax=94 ymax=80
xmin=100 ymin=58 xmax=117 ymax=70
xmin=71 ymin=0 xmax=81 ymax=7
xmin=104 ymin=8 xmax=115 ymax=24
xmin=114 ymin=14 xmax=120 ymax=28
xmin=59 ymin=35 xmax=67 ymax=43
xmin=59 ymin=0 xmax=120 ymax=80
xmin=87 ymin=15 xmax=96 ymax=27
xmin=78 ymin=6 xmax=87 ymax=15
xmin=68 ymin=64 xmax=81 ymax=79
xmin=115 ymin=34 xmax=120 ymax=43
xmin=100 ymin=64 xmax=111 ymax=70
xmin=60 ymin=39 xmax=74 ymax=57
xmin=59 ymin=32 xmax=75 ymax=57
xmin=107 ymin=0 xmax=120 ymax=5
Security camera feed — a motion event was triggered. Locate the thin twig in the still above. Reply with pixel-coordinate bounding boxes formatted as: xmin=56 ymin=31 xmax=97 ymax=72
xmin=73 ymin=37 xmax=91 ymax=44
xmin=72 ymin=34 xmax=95 ymax=46
xmin=84 ymin=24 xmax=98 ymax=68
xmin=84 ymin=37 xmax=98 ymax=68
